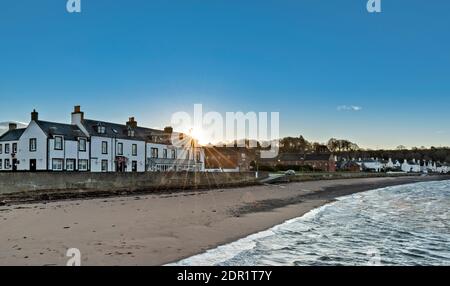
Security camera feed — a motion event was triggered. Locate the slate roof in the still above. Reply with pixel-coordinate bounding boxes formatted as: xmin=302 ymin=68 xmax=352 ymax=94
xmin=0 ymin=128 xmax=26 ymax=142
xmin=81 ymin=119 xmax=169 ymax=143
xmin=35 ymin=120 xmax=86 ymax=141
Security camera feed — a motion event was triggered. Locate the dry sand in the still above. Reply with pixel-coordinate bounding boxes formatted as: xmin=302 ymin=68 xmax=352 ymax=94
xmin=0 ymin=175 xmax=447 ymax=266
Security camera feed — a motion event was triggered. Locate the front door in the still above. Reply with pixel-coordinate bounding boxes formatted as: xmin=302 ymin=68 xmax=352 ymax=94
xmin=132 ymin=161 xmax=137 ymax=172
xmin=29 ymin=159 xmax=37 ymax=172
xmin=12 ymin=159 xmax=17 ymax=171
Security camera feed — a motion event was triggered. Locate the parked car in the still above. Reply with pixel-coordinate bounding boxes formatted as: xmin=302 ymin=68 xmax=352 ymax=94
xmin=285 ymin=170 xmax=296 ymax=176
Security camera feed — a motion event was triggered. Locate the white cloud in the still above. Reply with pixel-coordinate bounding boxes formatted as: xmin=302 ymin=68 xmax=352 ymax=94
xmin=337 ymin=105 xmax=362 ymax=112
xmin=436 ymin=130 xmax=447 ymax=135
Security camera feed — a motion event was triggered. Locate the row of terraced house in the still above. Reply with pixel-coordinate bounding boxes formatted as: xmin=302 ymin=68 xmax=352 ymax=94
xmin=0 ymin=106 xmax=205 ymax=173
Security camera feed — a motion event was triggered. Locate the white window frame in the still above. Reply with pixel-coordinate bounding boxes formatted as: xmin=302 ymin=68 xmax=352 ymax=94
xmin=151 ymin=148 xmax=158 ymax=158
xmin=78 ymin=159 xmax=88 ymax=171
xmin=132 ymin=144 xmax=137 ymax=156
xmin=66 ymin=159 xmax=76 ymax=171
xmin=117 ymin=142 xmax=123 ymax=155
xmin=29 ymin=138 xmax=37 ymax=152
xmin=102 ymin=141 xmax=108 ymax=154
xmin=52 ymin=159 xmax=64 ymax=171
xmin=79 ymin=138 xmax=87 ymax=152
xmin=54 ymin=136 xmax=63 ymax=150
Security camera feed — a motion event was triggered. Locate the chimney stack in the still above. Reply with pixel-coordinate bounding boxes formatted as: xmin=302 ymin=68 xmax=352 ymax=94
xmin=9 ymin=123 xmax=17 ymax=131
xmin=126 ymin=117 xmax=137 ymax=128
xmin=71 ymin=105 xmax=84 ymax=125
xmin=31 ymin=109 xmax=38 ymax=121
xmin=164 ymin=126 xmax=173 ymax=134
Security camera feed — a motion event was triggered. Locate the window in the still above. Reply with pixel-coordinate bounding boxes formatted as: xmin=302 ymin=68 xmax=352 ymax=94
xmin=12 ymin=143 xmax=17 ymax=154
xmin=52 ymin=159 xmax=64 ymax=171
xmin=101 ymin=160 xmax=108 ymax=172
xmin=196 ymin=151 xmax=201 ymax=162
xmin=29 ymin=138 xmax=37 ymax=152
xmin=66 ymin=159 xmax=76 ymax=171
xmin=0 ymin=144 xmax=2 ymax=154
xmin=117 ymin=143 xmax=123 ymax=155
xmin=186 ymin=150 xmax=190 ymax=160
xmin=97 ymin=125 xmax=106 ymax=134
xmin=54 ymin=136 xmax=63 ymax=150
xmin=171 ymin=149 xmax=176 ymax=159
xmin=132 ymin=144 xmax=137 ymax=156
xmin=79 ymin=138 xmax=86 ymax=152
xmin=128 ymin=129 xmax=135 ymax=137
xmin=5 ymin=144 xmax=10 ymax=154
xmin=163 ymin=149 xmax=168 ymax=159
xmin=78 ymin=159 xmax=88 ymax=171
xmin=102 ymin=141 xmax=108 ymax=154
xmin=5 ymin=159 xmax=10 ymax=169
xmin=151 ymin=148 xmax=158 ymax=158
xmin=0 ymin=159 xmax=2 ymax=169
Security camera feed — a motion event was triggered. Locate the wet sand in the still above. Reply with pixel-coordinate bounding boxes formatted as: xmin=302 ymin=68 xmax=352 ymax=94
xmin=0 ymin=175 xmax=448 ymax=266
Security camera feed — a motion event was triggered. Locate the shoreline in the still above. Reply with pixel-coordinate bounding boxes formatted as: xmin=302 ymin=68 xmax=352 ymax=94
xmin=0 ymin=175 xmax=449 ymax=266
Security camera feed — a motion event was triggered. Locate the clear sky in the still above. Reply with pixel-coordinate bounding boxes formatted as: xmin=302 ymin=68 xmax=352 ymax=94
xmin=1 ymin=0 xmax=449 ymax=149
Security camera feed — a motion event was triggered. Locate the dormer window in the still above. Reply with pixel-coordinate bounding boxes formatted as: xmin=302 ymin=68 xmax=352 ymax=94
xmin=128 ymin=129 xmax=135 ymax=137
xmin=97 ymin=125 xmax=106 ymax=134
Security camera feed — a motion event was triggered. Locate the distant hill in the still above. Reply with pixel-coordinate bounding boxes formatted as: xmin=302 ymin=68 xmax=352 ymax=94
xmin=0 ymin=121 xmax=28 ymax=136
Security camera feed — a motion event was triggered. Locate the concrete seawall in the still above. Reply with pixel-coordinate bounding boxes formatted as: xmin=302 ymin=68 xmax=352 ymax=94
xmin=0 ymin=172 xmax=264 ymax=195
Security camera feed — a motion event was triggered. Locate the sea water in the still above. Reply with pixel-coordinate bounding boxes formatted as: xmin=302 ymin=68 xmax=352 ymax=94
xmin=175 ymin=180 xmax=450 ymax=266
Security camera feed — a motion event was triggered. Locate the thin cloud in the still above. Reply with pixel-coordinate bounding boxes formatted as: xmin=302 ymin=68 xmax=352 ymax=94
xmin=337 ymin=105 xmax=362 ymax=112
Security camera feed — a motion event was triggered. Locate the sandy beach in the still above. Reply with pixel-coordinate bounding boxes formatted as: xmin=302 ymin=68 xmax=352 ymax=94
xmin=0 ymin=175 xmax=448 ymax=266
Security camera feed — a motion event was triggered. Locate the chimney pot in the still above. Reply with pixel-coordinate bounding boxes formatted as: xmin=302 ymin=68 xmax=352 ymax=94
xmin=31 ymin=109 xmax=38 ymax=121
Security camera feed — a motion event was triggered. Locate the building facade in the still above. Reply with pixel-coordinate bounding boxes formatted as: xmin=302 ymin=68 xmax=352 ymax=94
xmin=0 ymin=106 xmax=204 ymax=173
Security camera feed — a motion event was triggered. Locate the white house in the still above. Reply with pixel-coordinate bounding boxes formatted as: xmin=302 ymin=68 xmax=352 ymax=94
xmin=0 ymin=123 xmax=25 ymax=171
xmin=357 ymin=158 xmax=384 ymax=172
xmin=401 ymin=159 xmax=421 ymax=173
xmin=12 ymin=110 xmax=91 ymax=172
xmin=1 ymin=106 xmax=205 ymax=173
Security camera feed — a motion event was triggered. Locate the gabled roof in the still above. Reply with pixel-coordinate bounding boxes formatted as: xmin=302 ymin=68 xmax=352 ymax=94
xmin=35 ymin=120 xmax=86 ymax=141
xmin=0 ymin=128 xmax=26 ymax=142
xmin=81 ymin=119 xmax=167 ymax=142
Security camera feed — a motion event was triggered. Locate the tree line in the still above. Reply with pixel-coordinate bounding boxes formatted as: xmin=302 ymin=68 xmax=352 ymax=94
xmin=278 ymin=136 xmax=450 ymax=163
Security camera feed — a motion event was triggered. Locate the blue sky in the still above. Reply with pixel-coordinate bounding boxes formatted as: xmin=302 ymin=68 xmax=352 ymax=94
xmin=1 ymin=0 xmax=449 ymax=149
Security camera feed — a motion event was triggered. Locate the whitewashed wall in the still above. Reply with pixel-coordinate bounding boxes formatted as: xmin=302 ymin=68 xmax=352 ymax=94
xmin=16 ymin=121 xmax=48 ymax=171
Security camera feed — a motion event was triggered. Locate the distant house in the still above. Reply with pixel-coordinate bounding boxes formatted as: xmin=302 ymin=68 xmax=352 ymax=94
xmin=0 ymin=123 xmax=26 ymax=171
xmin=204 ymin=146 xmax=255 ymax=172
xmin=401 ymin=159 xmax=421 ymax=173
xmin=259 ymin=152 xmax=336 ymax=172
xmin=357 ymin=158 xmax=384 ymax=172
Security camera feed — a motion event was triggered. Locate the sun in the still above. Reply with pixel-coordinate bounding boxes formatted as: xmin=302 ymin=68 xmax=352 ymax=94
xmin=190 ymin=128 xmax=209 ymax=146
